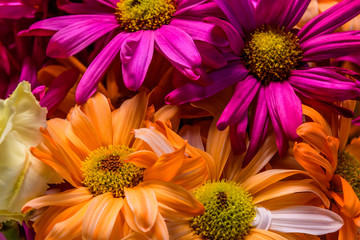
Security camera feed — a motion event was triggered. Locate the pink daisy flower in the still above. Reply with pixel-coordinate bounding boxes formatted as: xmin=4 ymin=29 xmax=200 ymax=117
xmin=20 ymin=0 xmax=226 ymax=103
xmin=166 ymin=0 xmax=360 ymax=158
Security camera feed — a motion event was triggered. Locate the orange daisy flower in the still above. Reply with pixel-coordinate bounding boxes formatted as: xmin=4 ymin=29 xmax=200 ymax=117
xmin=22 ymin=91 xmax=207 ymax=240
xmin=293 ymin=102 xmax=360 ymax=240
xmin=156 ymin=118 xmax=343 ymax=240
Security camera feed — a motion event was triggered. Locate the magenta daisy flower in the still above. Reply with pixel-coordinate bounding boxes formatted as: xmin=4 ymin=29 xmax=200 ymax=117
xmin=20 ymin=0 xmax=226 ymax=103
xmin=166 ymin=0 xmax=360 ymax=158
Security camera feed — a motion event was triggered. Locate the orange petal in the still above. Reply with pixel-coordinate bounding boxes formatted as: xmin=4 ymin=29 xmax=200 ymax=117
xmin=82 ymin=193 xmax=123 ymax=240
xmin=234 ymin=133 xmax=277 ymax=183
xmin=133 ymin=128 xmax=174 ymax=156
xmin=171 ymin=156 xmax=208 ymax=191
xmin=34 ymin=203 xmax=86 ymax=239
xmin=68 ymin=106 xmax=102 ymax=151
xmin=125 ymin=150 xmax=158 ymax=168
xmin=178 ymin=124 xmax=205 ymax=151
xmin=142 ymin=180 xmax=204 ymax=218
xmin=296 ymin=122 xmax=339 ymax=164
xmin=124 ymin=186 xmax=158 ymax=232
xmin=22 ymin=187 xmax=92 ymax=213
xmin=82 ymin=92 xmax=113 ymax=146
xmin=112 ymin=91 xmax=148 ymax=146
xmin=302 ymin=105 xmax=332 ymax=136
xmin=46 ymin=200 xmax=90 ymax=240
xmin=346 ymin=137 xmax=360 ymax=162
xmin=143 ymin=212 xmax=169 ymax=240
xmin=293 ymin=142 xmax=334 ymax=187
xmin=144 ymin=144 xmax=185 ymax=182
xmin=245 ymin=228 xmax=287 ymax=240
xmin=206 ymin=119 xmax=231 ymax=180
xmin=153 ymin=105 xmax=181 ymax=132
xmin=252 ymin=179 xmax=329 ymax=208
xmin=331 ymin=175 xmax=360 ymax=218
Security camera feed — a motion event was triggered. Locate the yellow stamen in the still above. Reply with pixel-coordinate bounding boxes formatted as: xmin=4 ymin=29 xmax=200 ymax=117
xmin=115 ymin=0 xmax=176 ymax=32
xmin=82 ymin=145 xmax=144 ymax=198
xmin=242 ymin=25 xmax=303 ymax=85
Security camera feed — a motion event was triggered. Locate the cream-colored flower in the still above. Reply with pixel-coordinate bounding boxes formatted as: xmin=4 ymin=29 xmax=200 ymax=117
xmin=0 ymin=81 xmax=61 ymax=222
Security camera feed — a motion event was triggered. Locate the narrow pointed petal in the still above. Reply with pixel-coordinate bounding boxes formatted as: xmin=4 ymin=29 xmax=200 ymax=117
xmin=299 ymin=0 xmax=360 ymax=43
xmin=76 ymin=32 xmax=128 ymax=104
xmin=256 ymin=0 xmax=310 ymax=30
xmin=46 ymin=19 xmax=118 ymax=58
xmin=22 ymin=188 xmax=92 ymax=213
xmin=269 ymin=206 xmax=343 ymax=235
xmin=217 ymin=75 xmax=260 ymax=130
xmin=112 ymin=90 xmax=148 ymax=146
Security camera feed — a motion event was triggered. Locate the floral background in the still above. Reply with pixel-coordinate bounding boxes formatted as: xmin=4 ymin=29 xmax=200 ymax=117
xmin=0 ymin=0 xmax=360 ymax=239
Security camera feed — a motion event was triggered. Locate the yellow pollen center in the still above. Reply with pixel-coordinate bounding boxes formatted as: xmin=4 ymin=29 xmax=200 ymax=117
xmin=242 ymin=25 xmax=303 ymax=85
xmin=190 ymin=181 xmax=255 ymax=240
xmin=115 ymin=0 xmax=176 ymax=32
xmin=82 ymin=145 xmax=144 ymax=198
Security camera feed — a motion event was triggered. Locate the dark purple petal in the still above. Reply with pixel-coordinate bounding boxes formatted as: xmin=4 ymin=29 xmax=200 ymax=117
xmin=41 ymin=68 xmax=79 ymax=115
xmin=289 ymin=67 xmax=360 ymax=102
xmin=301 ymin=33 xmax=360 ymax=61
xmin=264 ymin=85 xmax=289 ymax=156
xmin=177 ymin=2 xmax=223 ymax=19
xmin=256 ymin=0 xmax=310 ymax=29
xmin=300 ymin=96 xmax=354 ymax=118
xmin=57 ymin=0 xmax=114 ymax=14
xmin=155 ymin=25 xmax=202 ymax=80
xmin=122 ymin=31 xmax=155 ymax=91
xmin=21 ymin=14 xmax=114 ymax=34
xmin=174 ymin=0 xmax=207 ymax=16
xmin=244 ymin=86 xmax=270 ymax=164
xmin=165 ymin=61 xmax=248 ymax=105
xmin=281 ymin=0 xmax=311 ymax=30
xmin=32 ymin=85 xmax=46 ymax=102
xmin=19 ymin=56 xmax=38 ymax=88
xmin=217 ymin=75 xmax=260 ymax=130
xmin=76 ymin=32 xmax=128 ymax=103
xmin=195 ymin=41 xmax=227 ymax=69
xmin=229 ymin=116 xmax=248 ymax=155
xmin=0 ymin=2 xmax=36 ymax=19
xmin=265 ymin=81 xmax=302 ymax=141
xmin=204 ymin=16 xmax=243 ymax=55
xmin=256 ymin=0 xmax=310 ymax=28
xmin=96 ymin=0 xmax=117 ymax=8
xmin=298 ymin=0 xmax=360 ymax=43
xmin=46 ymin=18 xmax=118 ymax=58
xmin=0 ymin=42 xmax=10 ymax=75
xmin=212 ymin=0 xmax=243 ymax=33
xmin=170 ymin=18 xmax=227 ymax=47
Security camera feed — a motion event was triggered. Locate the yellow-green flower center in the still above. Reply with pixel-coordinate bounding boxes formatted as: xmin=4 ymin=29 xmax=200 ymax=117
xmin=82 ymin=145 xmax=144 ymax=198
xmin=242 ymin=25 xmax=303 ymax=85
xmin=335 ymin=151 xmax=360 ymax=199
xmin=190 ymin=181 xmax=255 ymax=240
xmin=114 ymin=0 xmax=176 ymax=32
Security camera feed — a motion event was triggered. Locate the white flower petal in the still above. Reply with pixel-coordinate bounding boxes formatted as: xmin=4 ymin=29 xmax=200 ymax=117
xmin=269 ymin=206 xmax=343 ymax=235
xmin=5 ymin=81 xmax=47 ymax=147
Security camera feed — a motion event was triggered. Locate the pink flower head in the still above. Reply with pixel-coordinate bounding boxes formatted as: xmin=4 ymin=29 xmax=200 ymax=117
xmin=20 ymin=0 xmax=227 ymax=103
xmin=166 ymin=0 xmax=360 ymax=159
